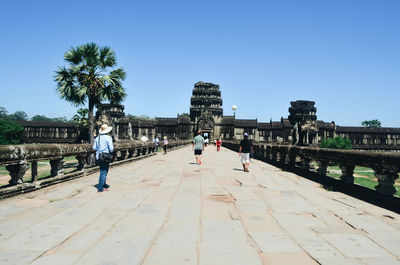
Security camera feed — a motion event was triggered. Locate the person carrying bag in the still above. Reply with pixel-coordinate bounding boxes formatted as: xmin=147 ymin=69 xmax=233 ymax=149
xmin=93 ymin=124 xmax=114 ymax=192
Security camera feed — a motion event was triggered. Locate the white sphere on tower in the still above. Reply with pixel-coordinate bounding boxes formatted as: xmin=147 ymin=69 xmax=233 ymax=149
xmin=232 ymin=105 xmax=237 ymax=111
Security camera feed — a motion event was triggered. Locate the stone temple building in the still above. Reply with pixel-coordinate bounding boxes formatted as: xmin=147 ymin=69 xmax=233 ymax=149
xmin=17 ymin=81 xmax=400 ymax=151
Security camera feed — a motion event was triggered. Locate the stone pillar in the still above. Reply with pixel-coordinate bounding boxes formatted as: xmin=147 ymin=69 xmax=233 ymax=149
xmin=339 ymin=163 xmax=355 ymax=183
xmin=278 ymin=151 xmax=287 ymax=166
xmin=317 ymin=160 xmax=328 ymax=175
xmin=31 ymin=161 xmax=38 ymax=182
xmin=300 ymin=157 xmax=311 ymax=170
xmin=374 ymin=167 xmax=399 ymax=196
xmin=128 ymin=149 xmax=135 ymax=158
xmin=271 ymin=151 xmax=278 ymax=162
xmin=50 ymin=158 xmax=64 ymax=177
xmin=287 ymin=154 xmax=296 ymax=168
xmin=76 ymin=155 xmax=86 ymax=170
xmin=6 ymin=162 xmax=29 ymax=185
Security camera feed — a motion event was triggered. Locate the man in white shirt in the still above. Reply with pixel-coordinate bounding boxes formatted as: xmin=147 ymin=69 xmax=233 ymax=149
xmin=153 ymin=136 xmax=159 ymax=152
xmin=141 ymin=134 xmax=148 ymax=142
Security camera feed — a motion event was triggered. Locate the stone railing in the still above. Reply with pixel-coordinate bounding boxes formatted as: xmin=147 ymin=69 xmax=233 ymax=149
xmin=222 ymin=141 xmax=400 ymax=196
xmin=0 ymin=140 xmax=191 ymax=198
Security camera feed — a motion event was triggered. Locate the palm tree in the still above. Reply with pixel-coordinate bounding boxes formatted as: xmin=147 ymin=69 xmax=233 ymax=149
xmin=55 ymin=43 xmax=127 ymax=143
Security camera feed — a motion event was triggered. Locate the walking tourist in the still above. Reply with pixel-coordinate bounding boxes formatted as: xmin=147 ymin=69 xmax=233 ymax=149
xmin=204 ymin=137 xmax=209 ymax=147
xmin=238 ymin=132 xmax=252 ymax=172
xmin=93 ymin=124 xmax=114 ymax=192
xmin=192 ymin=131 xmax=205 ymax=165
xmin=153 ymin=136 xmax=159 ymax=152
xmin=216 ymin=139 xmax=222 ymax=151
xmin=163 ymin=136 xmax=168 ymax=154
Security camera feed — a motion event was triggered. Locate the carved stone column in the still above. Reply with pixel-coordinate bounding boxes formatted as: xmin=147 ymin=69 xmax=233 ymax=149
xmin=75 ymin=155 xmax=86 ymax=170
xmin=301 ymin=157 xmax=311 ymax=170
xmin=50 ymin=158 xmax=64 ymax=177
xmin=136 ymin=148 xmax=141 ymax=157
xmin=339 ymin=164 xmax=355 ymax=183
xmin=278 ymin=151 xmax=287 ymax=166
xmin=317 ymin=160 xmax=328 ymax=176
xmin=287 ymin=154 xmax=296 ymax=168
xmin=31 ymin=161 xmax=38 ymax=182
xmin=271 ymin=151 xmax=278 ymax=162
xmin=6 ymin=162 xmax=29 ymax=185
xmin=374 ymin=167 xmax=399 ymax=196
xmin=128 ymin=149 xmax=135 ymax=158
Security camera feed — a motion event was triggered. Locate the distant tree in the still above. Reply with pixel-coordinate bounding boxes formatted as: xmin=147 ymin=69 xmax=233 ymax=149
xmin=31 ymin=115 xmax=68 ymax=122
xmin=72 ymin=108 xmax=89 ymax=128
xmin=52 ymin=117 xmax=68 ymax=123
xmin=9 ymin=111 xmax=28 ymax=121
xmin=126 ymin=114 xmax=154 ymax=120
xmin=181 ymin=113 xmax=190 ymax=116
xmin=320 ymin=136 xmax=352 ymax=150
xmin=0 ymin=107 xmax=8 ymax=118
xmin=0 ymin=119 xmax=24 ymax=145
xmin=31 ymin=115 xmax=52 ymax=122
xmin=361 ymin=119 xmax=381 ymax=128
xmin=55 ymin=43 xmax=127 ymax=143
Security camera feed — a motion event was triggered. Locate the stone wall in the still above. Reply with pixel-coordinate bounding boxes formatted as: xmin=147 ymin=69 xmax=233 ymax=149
xmin=16 ymin=121 xmax=84 ymax=143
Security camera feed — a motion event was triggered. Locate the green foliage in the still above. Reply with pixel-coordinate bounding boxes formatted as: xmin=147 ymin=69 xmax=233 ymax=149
xmin=31 ymin=115 xmax=68 ymax=122
xmin=0 ymin=107 xmax=28 ymax=121
xmin=126 ymin=114 xmax=154 ymax=120
xmin=9 ymin=111 xmax=28 ymax=121
xmin=72 ymin=108 xmax=89 ymax=128
xmin=0 ymin=119 xmax=24 ymax=145
xmin=55 ymin=42 xmax=127 ymax=143
xmin=0 ymin=107 xmax=8 ymax=118
xmin=320 ymin=136 xmax=352 ymax=150
xmin=361 ymin=119 xmax=381 ymax=128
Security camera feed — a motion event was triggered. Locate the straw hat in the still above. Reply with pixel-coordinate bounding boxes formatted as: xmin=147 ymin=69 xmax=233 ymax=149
xmin=163 ymin=136 xmax=167 ymax=139
xmin=99 ymin=124 xmax=113 ymax=134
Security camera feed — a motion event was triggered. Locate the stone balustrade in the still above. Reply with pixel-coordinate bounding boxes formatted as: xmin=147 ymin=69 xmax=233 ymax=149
xmin=0 ymin=140 xmax=191 ymax=198
xmin=222 ymin=141 xmax=400 ymax=196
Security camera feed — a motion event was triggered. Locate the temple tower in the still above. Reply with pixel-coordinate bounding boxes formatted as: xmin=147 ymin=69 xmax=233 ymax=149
xmin=190 ymin=81 xmax=223 ymax=140
xmin=288 ymin=100 xmax=318 ymax=145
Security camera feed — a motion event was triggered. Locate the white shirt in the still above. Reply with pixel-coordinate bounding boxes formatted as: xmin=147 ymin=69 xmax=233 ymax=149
xmin=141 ymin=136 xmax=148 ymax=142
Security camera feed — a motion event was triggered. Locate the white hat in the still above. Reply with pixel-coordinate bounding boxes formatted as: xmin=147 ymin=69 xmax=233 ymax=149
xmin=99 ymin=124 xmax=112 ymax=134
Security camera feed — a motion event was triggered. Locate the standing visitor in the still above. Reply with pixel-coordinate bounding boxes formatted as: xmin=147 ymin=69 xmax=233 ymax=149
xmin=216 ymin=139 xmax=222 ymax=151
xmin=192 ymin=131 xmax=205 ymax=165
xmin=204 ymin=137 xmax=209 ymax=147
xmin=153 ymin=136 xmax=159 ymax=152
xmin=238 ymin=132 xmax=252 ymax=172
xmin=163 ymin=136 xmax=168 ymax=154
xmin=93 ymin=124 xmax=114 ymax=192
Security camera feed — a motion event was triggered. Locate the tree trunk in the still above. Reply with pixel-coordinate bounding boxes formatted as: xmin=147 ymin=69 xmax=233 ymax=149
xmin=88 ymin=99 xmax=95 ymax=144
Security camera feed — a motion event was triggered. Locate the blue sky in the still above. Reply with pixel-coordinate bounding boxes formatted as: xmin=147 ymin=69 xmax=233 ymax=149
xmin=1 ymin=0 xmax=399 ymax=126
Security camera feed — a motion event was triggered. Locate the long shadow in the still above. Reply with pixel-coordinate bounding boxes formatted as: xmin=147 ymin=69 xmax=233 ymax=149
xmin=233 ymin=168 xmax=244 ymax=172
xmin=257 ymin=157 xmax=400 ymax=214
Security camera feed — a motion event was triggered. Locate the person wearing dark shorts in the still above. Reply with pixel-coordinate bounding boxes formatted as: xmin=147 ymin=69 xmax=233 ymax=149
xmin=192 ymin=131 xmax=205 ymax=165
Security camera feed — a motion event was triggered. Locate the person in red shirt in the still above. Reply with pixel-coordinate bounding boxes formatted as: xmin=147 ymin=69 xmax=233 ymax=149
xmin=216 ymin=139 xmax=222 ymax=151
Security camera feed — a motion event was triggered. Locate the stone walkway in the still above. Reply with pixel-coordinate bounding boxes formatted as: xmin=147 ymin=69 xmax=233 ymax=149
xmin=0 ymin=146 xmax=400 ymax=265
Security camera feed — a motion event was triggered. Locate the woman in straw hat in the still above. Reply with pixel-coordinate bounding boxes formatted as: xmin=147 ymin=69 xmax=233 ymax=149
xmin=162 ymin=136 xmax=168 ymax=154
xmin=93 ymin=124 xmax=114 ymax=192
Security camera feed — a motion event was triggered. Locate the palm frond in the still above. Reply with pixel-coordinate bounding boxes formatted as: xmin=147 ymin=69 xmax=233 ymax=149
xmin=99 ymin=46 xmax=116 ymax=68
xmin=64 ymin=46 xmax=82 ymax=65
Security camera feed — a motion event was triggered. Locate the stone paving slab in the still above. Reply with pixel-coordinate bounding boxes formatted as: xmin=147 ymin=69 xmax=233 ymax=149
xmin=0 ymin=145 xmax=400 ymax=265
